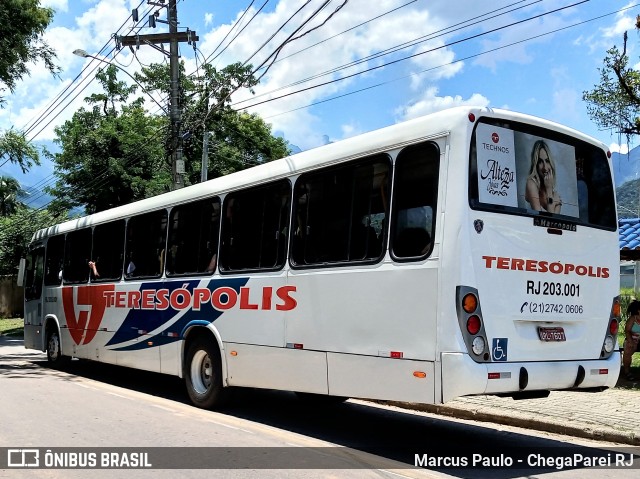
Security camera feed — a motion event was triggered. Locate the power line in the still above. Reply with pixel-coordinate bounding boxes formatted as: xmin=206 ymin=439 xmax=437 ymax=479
xmin=233 ymin=0 xmax=542 ymax=108
xmin=204 ymin=0 xmax=271 ymax=67
xmin=232 ymin=0 xmax=591 ymax=111
xmin=202 ymin=0 xmax=258 ymax=68
xmin=2 ymin=0 xmax=630 ymax=237
xmin=260 ymin=5 xmax=636 ymax=120
xmin=258 ymin=0 xmax=419 ymax=68
xmin=19 ymin=1 xmax=152 ymax=140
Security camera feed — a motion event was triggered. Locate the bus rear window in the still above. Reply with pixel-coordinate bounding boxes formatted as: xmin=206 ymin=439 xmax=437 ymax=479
xmin=469 ymin=118 xmax=616 ymax=230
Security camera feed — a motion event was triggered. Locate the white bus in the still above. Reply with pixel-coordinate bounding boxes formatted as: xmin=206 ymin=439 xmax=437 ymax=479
xmin=20 ymin=107 xmax=621 ymax=409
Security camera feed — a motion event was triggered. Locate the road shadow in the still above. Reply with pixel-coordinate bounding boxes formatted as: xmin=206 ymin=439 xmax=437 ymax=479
xmin=12 ymin=356 xmax=637 ymax=478
xmin=616 ymin=361 xmax=640 ymax=390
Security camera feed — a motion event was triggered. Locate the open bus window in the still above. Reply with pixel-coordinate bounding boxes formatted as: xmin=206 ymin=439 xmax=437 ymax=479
xmin=469 ymin=118 xmax=616 ymax=230
xmin=92 ymin=220 xmax=125 ymax=281
xmin=290 ymin=154 xmax=390 ymax=266
xmin=24 ymin=247 xmax=44 ymax=301
xmin=125 ymin=210 xmax=167 ymax=279
xmin=391 ymin=141 xmax=440 ymax=260
xmin=44 ymin=235 xmax=65 ymax=286
xmin=220 ymin=180 xmax=290 ymax=272
xmin=167 ymin=197 xmax=221 ymax=276
xmin=63 ymin=228 xmax=92 ymax=284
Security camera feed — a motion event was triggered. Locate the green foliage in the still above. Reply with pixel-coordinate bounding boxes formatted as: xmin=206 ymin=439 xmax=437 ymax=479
xmin=0 ymin=128 xmax=41 ymax=174
xmin=47 ymin=60 xmax=290 ymax=212
xmin=137 ymin=61 xmax=290 ymax=184
xmin=616 ymin=178 xmax=640 ymax=218
xmin=0 ymin=0 xmax=58 ymax=105
xmin=46 ymin=66 xmax=168 ymax=213
xmin=0 ymin=176 xmax=24 ymax=216
xmin=0 ymin=1 xmax=53 ymax=173
xmin=0 ymin=205 xmax=64 ymax=275
xmin=583 ymin=41 xmax=640 ymax=138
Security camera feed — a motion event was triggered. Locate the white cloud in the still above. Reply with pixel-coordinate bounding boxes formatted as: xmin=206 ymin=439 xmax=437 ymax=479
xmin=602 ymin=4 xmax=636 ymax=39
xmin=611 ymin=142 xmax=630 ymax=155
xmin=340 ymin=122 xmax=363 ymax=140
xmin=42 ymin=0 xmax=69 ymax=12
xmin=204 ymin=13 xmax=214 ymax=26
xmin=195 ymin=0 xmax=463 ymax=148
xmin=394 ymin=87 xmax=490 ymax=122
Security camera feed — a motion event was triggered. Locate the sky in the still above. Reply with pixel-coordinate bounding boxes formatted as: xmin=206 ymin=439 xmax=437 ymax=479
xmin=0 ymin=0 xmax=638 ymax=189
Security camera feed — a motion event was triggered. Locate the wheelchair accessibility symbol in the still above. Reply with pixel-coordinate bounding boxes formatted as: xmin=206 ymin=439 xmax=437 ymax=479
xmin=492 ymin=338 xmax=508 ymax=362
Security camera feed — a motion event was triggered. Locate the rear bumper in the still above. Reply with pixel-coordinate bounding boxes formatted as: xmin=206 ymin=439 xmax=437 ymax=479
xmin=441 ymin=351 xmax=621 ymax=403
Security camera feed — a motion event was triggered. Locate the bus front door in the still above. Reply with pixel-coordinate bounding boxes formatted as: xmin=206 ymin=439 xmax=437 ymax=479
xmin=23 ymin=247 xmax=45 ymax=350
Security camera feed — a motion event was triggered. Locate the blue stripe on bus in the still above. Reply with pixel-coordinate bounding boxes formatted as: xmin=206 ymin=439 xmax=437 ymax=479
xmin=108 ymin=277 xmax=249 ymax=350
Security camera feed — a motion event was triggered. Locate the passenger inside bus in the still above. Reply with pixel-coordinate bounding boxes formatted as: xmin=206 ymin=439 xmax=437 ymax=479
xmin=206 ymin=253 xmax=217 ymax=273
xmin=393 ymin=227 xmax=431 ymax=258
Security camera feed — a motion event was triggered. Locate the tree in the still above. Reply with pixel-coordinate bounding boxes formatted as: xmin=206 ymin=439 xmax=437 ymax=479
xmin=0 ymin=0 xmax=58 ymax=103
xmin=0 ymin=128 xmax=41 ymax=173
xmin=583 ymin=22 xmax=640 ymax=139
xmin=0 ymin=176 xmax=24 ymax=216
xmin=0 ymin=0 xmax=58 ymax=173
xmin=46 ymin=66 xmax=167 ymax=213
xmin=137 ymin=61 xmax=290 ymax=184
xmin=0 ymin=205 xmax=64 ymax=275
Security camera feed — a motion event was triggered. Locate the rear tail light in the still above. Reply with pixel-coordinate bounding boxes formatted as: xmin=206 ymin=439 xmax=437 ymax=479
xmin=462 ymin=293 xmax=478 ymax=314
xmin=456 ymin=286 xmax=489 ymax=362
xmin=467 ymin=315 xmax=481 ymax=335
xmin=601 ymin=296 xmax=620 ymax=359
xmin=612 ymin=298 xmax=621 ymax=319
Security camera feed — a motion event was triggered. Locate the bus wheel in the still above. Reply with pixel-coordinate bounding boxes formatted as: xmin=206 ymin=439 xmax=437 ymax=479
xmin=184 ymin=337 xmax=227 ymax=409
xmin=46 ymin=328 xmax=69 ymax=367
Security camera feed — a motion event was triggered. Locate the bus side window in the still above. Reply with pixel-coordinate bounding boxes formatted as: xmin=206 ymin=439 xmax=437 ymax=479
xmin=167 ymin=197 xmax=220 ymax=276
xmin=125 ymin=210 xmax=167 ymax=279
xmin=220 ymin=180 xmax=291 ymax=272
xmin=391 ymin=141 xmax=440 ymax=260
xmin=92 ymin=220 xmax=125 ymax=281
xmin=291 ymin=154 xmax=390 ymax=266
xmin=44 ymin=235 xmax=65 ymax=286
xmin=63 ymin=228 xmax=92 ymax=283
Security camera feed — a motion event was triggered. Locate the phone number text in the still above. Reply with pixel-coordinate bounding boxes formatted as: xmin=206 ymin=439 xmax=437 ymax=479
xmin=523 ymin=302 xmax=584 ymax=315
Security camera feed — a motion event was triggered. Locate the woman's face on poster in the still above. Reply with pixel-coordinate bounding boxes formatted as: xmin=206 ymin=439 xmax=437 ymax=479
xmin=536 ymin=147 xmax=552 ymax=180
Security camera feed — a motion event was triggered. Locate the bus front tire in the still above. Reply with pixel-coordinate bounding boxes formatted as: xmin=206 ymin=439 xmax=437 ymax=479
xmin=184 ymin=337 xmax=228 ymax=409
xmin=46 ymin=328 xmax=69 ymax=367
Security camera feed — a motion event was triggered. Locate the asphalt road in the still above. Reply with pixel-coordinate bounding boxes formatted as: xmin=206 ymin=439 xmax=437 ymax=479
xmin=0 ymin=336 xmax=638 ymax=479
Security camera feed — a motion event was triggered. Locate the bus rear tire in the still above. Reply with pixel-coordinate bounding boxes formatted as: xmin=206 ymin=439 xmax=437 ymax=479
xmin=184 ymin=337 xmax=228 ymax=409
xmin=46 ymin=327 xmax=70 ymax=367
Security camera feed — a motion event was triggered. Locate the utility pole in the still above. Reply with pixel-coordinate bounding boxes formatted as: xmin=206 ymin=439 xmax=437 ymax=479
xmin=118 ymin=0 xmax=198 ymax=190
xmin=201 ymin=131 xmax=212 ymax=183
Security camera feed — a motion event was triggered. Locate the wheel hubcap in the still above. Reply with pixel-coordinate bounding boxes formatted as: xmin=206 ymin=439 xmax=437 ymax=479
xmin=190 ymin=350 xmax=212 ymax=395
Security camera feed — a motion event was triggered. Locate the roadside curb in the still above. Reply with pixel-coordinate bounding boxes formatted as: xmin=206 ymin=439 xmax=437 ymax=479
xmin=380 ymin=401 xmax=639 ymax=446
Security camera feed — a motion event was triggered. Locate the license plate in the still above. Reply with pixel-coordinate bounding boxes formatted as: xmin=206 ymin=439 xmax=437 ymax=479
xmin=538 ymin=327 xmax=566 ymax=342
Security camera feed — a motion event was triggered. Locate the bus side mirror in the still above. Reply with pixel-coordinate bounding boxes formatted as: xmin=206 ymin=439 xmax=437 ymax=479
xmin=17 ymin=258 xmax=26 ymax=287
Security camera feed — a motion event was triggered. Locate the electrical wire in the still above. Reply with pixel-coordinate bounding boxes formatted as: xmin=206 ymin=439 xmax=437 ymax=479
xmin=232 ymin=0 xmax=591 ymax=112
xmin=2 ymin=0 xmax=632 ymax=239
xmin=234 ymin=0 xmax=543 ymax=107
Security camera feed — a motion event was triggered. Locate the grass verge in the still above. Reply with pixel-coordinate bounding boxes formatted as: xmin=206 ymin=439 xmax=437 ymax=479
xmin=0 ymin=318 xmax=24 ymax=337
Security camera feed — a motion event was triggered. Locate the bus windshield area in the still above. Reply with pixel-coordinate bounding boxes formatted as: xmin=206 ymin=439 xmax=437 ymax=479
xmin=469 ymin=118 xmax=616 ymax=231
